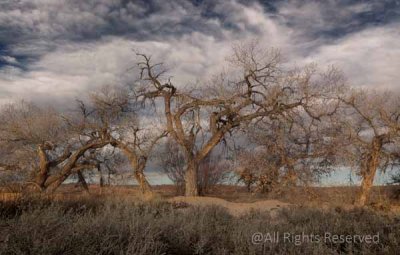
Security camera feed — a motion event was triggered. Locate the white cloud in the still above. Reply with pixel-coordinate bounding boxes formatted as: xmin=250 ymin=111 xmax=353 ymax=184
xmin=304 ymin=26 xmax=400 ymax=90
xmin=0 ymin=0 xmax=399 ymax=107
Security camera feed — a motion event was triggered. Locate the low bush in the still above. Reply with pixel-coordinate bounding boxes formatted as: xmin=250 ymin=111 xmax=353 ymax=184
xmin=0 ymin=198 xmax=399 ymax=254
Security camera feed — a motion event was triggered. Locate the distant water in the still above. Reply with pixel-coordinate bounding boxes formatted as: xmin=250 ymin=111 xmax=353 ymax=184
xmin=65 ymin=171 xmax=173 ymax=185
xmin=66 ymin=167 xmax=398 ymax=187
xmin=319 ymin=167 xmax=396 ymax=186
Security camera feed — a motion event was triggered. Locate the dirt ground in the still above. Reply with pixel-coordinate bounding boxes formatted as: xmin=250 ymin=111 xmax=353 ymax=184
xmin=1 ymin=184 xmax=399 ymax=214
xmin=169 ymin=196 xmax=291 ymax=216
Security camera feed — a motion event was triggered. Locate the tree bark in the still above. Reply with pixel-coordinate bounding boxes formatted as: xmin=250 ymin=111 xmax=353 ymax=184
xmin=116 ymin=143 xmax=154 ymax=196
xmin=44 ymin=140 xmax=109 ymax=193
xmin=355 ymin=138 xmax=382 ymax=206
xmin=34 ymin=144 xmax=72 ymax=191
xmin=35 ymin=145 xmax=49 ymax=190
xmin=99 ymin=175 xmax=104 ymax=187
xmin=46 ymin=173 xmax=70 ymax=193
xmin=246 ymin=182 xmax=252 ymax=193
xmin=134 ymin=164 xmax=153 ymax=195
xmin=185 ymin=157 xmax=199 ymax=196
xmin=356 ymin=168 xmax=377 ymax=206
xmin=77 ymin=170 xmax=89 ymax=193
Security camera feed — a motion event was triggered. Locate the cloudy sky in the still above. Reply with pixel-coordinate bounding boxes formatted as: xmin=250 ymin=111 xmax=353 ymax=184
xmin=0 ymin=0 xmax=399 ymax=107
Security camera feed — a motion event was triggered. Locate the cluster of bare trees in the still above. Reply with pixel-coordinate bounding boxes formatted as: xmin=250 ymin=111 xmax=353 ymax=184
xmin=0 ymin=42 xmax=399 ymax=206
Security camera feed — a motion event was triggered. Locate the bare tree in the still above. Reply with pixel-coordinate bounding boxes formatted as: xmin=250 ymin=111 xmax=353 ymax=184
xmin=158 ymin=138 xmax=232 ymax=195
xmin=0 ymin=102 xmax=66 ymax=188
xmin=69 ymin=144 xmax=125 ymax=192
xmin=135 ymin=42 xmax=342 ymax=196
xmin=90 ymin=86 xmax=166 ymax=196
xmin=236 ymin=114 xmax=340 ymax=193
xmin=337 ymin=90 xmax=400 ymax=206
xmin=197 ymin=151 xmax=232 ymax=195
xmin=0 ymin=144 xmax=27 ymax=192
xmin=110 ymin=130 xmax=166 ymax=196
xmin=157 ymin=138 xmax=186 ymax=194
xmin=0 ymin=100 xmax=114 ymax=193
xmin=236 ymin=165 xmax=258 ymax=192
xmin=235 ymin=149 xmax=279 ymax=193
xmin=390 ymin=168 xmax=400 ymax=199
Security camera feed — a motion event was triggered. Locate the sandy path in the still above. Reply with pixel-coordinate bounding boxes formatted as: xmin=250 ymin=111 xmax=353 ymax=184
xmin=168 ymin=196 xmax=291 ymax=216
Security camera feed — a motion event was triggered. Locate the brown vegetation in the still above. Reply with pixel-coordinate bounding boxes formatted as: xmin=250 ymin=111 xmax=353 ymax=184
xmin=0 ymin=192 xmax=399 ymax=255
xmin=1 ymin=42 xmax=400 ymax=209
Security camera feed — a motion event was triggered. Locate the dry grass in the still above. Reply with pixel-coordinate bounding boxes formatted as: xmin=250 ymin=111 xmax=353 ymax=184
xmin=0 ymin=196 xmax=399 ymax=255
xmin=1 ymin=184 xmax=399 ymax=212
xmin=0 ymin=184 xmax=399 ymax=254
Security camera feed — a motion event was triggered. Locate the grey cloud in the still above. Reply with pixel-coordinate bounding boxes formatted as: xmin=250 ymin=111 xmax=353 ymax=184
xmin=304 ymin=25 xmax=400 ymax=90
xmin=0 ymin=0 xmax=225 ymax=43
xmin=0 ymin=0 xmax=399 ymax=107
xmin=275 ymin=0 xmax=399 ymax=39
xmin=0 ymin=56 xmax=18 ymax=65
xmin=0 ymin=0 xmax=232 ymax=70
xmin=2 ymin=0 xmax=397 ymax=64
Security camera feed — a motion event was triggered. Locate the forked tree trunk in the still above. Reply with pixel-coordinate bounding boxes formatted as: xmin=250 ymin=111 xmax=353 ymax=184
xmin=185 ymin=158 xmax=199 ymax=196
xmin=33 ymin=144 xmax=72 ymax=192
xmin=46 ymin=175 xmax=68 ymax=193
xmin=44 ymin=140 xmax=109 ymax=193
xmin=46 ymin=165 xmax=94 ymax=193
xmin=119 ymin=145 xmax=154 ymax=196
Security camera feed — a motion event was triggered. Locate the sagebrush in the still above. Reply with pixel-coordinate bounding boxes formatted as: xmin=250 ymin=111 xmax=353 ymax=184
xmin=0 ymin=198 xmax=399 ymax=255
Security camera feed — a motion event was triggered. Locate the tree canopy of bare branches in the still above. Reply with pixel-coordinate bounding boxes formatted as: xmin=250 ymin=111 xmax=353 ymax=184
xmin=0 ymin=99 xmax=114 ymax=193
xmin=134 ymin=42 xmax=344 ymax=196
xmin=336 ymin=89 xmax=400 ymax=205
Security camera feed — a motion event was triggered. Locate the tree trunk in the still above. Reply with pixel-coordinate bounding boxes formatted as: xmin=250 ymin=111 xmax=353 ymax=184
xmin=119 ymin=146 xmax=154 ymax=196
xmin=134 ymin=164 xmax=153 ymax=196
xmin=33 ymin=144 xmax=72 ymax=192
xmin=35 ymin=145 xmax=49 ymax=190
xmin=43 ymin=140 xmax=109 ymax=193
xmin=356 ymin=168 xmax=377 ymax=206
xmin=100 ymin=175 xmax=104 ymax=187
xmin=77 ymin=170 xmax=89 ymax=193
xmin=355 ymin=139 xmax=382 ymax=206
xmin=246 ymin=182 xmax=252 ymax=193
xmin=46 ymin=176 xmax=67 ymax=193
xmin=185 ymin=158 xmax=199 ymax=196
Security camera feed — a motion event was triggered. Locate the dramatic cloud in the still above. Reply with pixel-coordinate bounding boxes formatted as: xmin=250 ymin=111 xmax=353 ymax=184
xmin=305 ymin=25 xmax=400 ymax=90
xmin=0 ymin=0 xmax=399 ymax=106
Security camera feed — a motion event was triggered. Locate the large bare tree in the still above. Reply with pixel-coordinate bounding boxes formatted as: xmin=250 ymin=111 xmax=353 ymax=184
xmin=110 ymin=128 xmax=167 ymax=196
xmin=158 ymin=138 xmax=232 ymax=195
xmin=236 ymin=106 xmax=341 ymax=193
xmin=337 ymin=89 xmax=400 ymax=206
xmin=135 ymin=42 xmax=344 ymax=196
xmin=0 ymin=101 xmax=113 ymax=193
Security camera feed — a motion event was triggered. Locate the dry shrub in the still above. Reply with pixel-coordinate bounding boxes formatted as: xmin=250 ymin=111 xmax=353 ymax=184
xmin=0 ymin=198 xmax=399 ymax=254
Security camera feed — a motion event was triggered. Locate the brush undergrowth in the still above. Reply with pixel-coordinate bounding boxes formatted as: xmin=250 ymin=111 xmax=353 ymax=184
xmin=0 ymin=197 xmax=399 ymax=254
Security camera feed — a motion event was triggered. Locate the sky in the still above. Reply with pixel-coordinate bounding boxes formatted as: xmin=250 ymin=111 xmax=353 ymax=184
xmin=0 ymin=0 xmax=399 ymax=108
